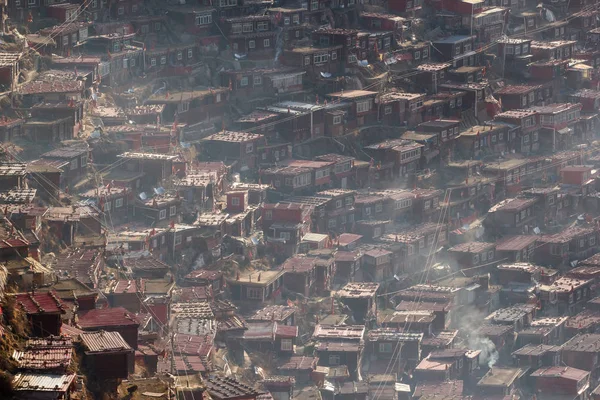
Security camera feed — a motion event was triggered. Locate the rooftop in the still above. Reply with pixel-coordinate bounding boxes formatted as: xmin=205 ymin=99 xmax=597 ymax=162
xmin=327 ymin=90 xmax=378 ymax=99
xmin=18 ymin=80 xmax=82 ymax=95
xmin=496 ymin=236 xmax=538 ymax=251
xmin=448 ymin=241 xmax=495 ymax=253
xmin=80 ymin=330 xmax=133 ymax=353
xmin=530 ymin=103 xmax=582 ymax=114
xmin=336 ymin=282 xmax=379 ymax=298
xmin=562 ymin=334 xmax=600 ymax=352
xmin=14 ymin=292 xmax=66 ymax=315
xmin=77 ymin=307 xmax=140 ymax=329
xmin=530 ymin=366 xmax=589 ymax=381
xmin=496 ymin=84 xmax=541 ymax=95
xmin=489 ymin=197 xmax=538 ymax=212
xmin=12 ymin=338 xmax=73 ymax=371
xmin=495 ymin=109 xmax=538 ymax=119
xmin=226 ymin=269 xmax=285 ymax=285
xmin=247 ymin=305 xmax=296 ymax=322
xmin=313 ymin=325 xmax=365 ymax=340
xmin=13 ymin=373 xmax=76 ymax=393
xmin=206 ymin=377 xmax=263 ymax=400
xmin=433 ymin=35 xmax=473 ymax=44
xmin=366 ymin=329 xmax=423 ymax=342
xmin=204 ymin=130 xmax=263 ymax=143
xmin=478 ymin=367 xmax=524 ymax=388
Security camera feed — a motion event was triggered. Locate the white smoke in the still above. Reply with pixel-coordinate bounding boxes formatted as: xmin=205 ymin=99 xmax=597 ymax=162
xmin=468 ymin=334 xmax=499 ymax=368
xmin=455 ymin=306 xmax=500 ymax=368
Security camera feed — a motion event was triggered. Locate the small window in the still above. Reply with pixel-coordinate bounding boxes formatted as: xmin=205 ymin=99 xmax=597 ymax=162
xmin=265 ymin=210 xmax=273 ymax=220
xmin=375 ymin=203 xmax=383 ymax=212
xmin=188 ymin=49 xmax=193 ymax=58
xmin=170 ymin=205 xmax=177 ymax=216
xmin=104 ymin=201 xmax=111 ymax=211
xmin=333 ymin=115 xmax=342 ymax=124
xmin=264 ymin=39 xmax=270 ymax=47
xmin=280 ymin=232 xmax=291 ymax=240
xmin=115 ymin=198 xmax=124 ymax=208
xmin=254 ymin=76 xmax=262 ymax=86
xmin=331 ymin=52 xmax=337 ymax=60
xmin=232 ymin=197 xmax=240 ymax=206
xmin=118 ymin=7 xmax=124 ymax=15
xmin=304 ymin=56 xmax=311 ymax=66
xmin=175 ymin=235 xmax=182 ymax=245
xmin=160 ymin=56 xmax=167 ymax=65
xmin=379 ymin=343 xmax=393 ymax=353
xmin=177 ymin=52 xmax=183 ymax=61
xmin=248 ymin=40 xmax=256 ymax=49
xmin=150 ymin=58 xmax=156 ymax=67
xmin=132 ymin=4 xmax=138 ymax=12
xmin=248 ymin=288 xmax=262 ymax=299
xmin=159 ymin=209 xmax=167 ymax=220
xmin=246 ymin=143 xmax=254 ymax=153
xmin=281 ymin=338 xmax=293 ymax=351
xmin=155 ymin=22 xmax=162 ymax=31
xmin=329 ymin=355 xmax=340 ymax=365
xmin=240 ymin=77 xmax=249 ymax=86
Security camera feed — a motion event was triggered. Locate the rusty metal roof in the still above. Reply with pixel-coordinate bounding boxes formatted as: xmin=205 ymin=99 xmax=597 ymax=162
xmin=13 ymin=337 xmax=73 ymax=371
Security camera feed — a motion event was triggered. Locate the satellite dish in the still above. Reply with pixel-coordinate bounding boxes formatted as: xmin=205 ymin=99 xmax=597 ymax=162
xmin=139 ymin=192 xmax=147 ymax=201
xmin=533 ymin=227 xmax=541 ymax=234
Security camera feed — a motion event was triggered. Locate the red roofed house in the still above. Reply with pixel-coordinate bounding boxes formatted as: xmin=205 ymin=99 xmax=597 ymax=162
xmin=495 ymin=84 xmax=553 ymax=110
xmin=530 ymin=366 xmax=590 ymax=398
xmin=14 ymin=291 xmax=66 ymax=337
xmin=530 ymin=103 xmax=582 ymax=152
xmin=262 ymin=203 xmax=313 ymax=257
xmin=76 ymin=307 xmax=140 ymax=349
xmin=485 ymin=197 xmax=539 ymax=235
xmin=227 ymin=321 xmax=298 ymax=362
xmin=560 ymin=166 xmax=593 ymax=186
xmin=104 ymin=279 xmax=144 ymax=313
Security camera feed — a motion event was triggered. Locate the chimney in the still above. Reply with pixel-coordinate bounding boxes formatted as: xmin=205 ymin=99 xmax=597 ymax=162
xmin=258 ymin=273 xmax=261 ymax=282
xmin=236 ymin=272 xmax=240 ymax=280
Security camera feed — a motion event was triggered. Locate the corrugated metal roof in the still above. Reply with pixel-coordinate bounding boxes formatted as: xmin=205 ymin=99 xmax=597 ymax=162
xmin=13 ymin=373 xmax=76 ymax=392
xmin=80 ymin=330 xmax=133 ymax=353
xmin=206 ymin=377 xmax=262 ymax=400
